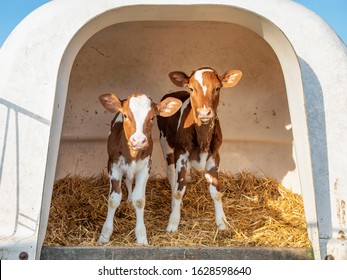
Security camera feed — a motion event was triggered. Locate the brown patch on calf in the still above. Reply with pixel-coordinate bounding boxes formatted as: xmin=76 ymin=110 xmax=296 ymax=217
xmin=108 ymin=199 xmax=115 ymax=209
xmin=166 ymin=152 xmax=174 ymax=166
xmin=110 ymin=179 xmax=121 ymax=195
xmin=135 ymin=199 xmax=145 ymax=209
xmin=174 ymin=190 xmax=184 ymax=200
xmin=120 ymin=100 xmax=137 ymax=145
xmin=213 ymin=191 xmax=223 ymax=201
xmin=205 ymin=173 xmax=219 ymax=187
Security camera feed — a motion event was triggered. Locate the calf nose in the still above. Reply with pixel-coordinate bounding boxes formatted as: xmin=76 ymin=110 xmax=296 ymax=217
xmin=197 ymin=107 xmax=213 ymax=119
xmin=129 ymin=134 xmax=148 ymax=148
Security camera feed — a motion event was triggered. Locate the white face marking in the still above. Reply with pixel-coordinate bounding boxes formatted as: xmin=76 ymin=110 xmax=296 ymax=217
xmin=194 ymin=69 xmax=214 ymax=96
xmin=129 ymin=95 xmax=152 ymax=143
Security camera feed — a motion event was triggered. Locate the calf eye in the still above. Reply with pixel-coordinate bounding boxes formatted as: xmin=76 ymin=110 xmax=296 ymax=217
xmin=123 ymin=113 xmax=128 ymax=119
xmin=215 ymin=87 xmax=221 ymax=92
xmin=189 ymin=87 xmax=194 ymax=92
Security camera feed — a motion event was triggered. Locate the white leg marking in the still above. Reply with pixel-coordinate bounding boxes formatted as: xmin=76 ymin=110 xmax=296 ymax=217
xmin=110 ymin=162 xmax=122 ymax=180
xmin=191 ymin=152 xmax=208 ymax=170
xmin=132 ymin=158 xmax=150 ymax=245
xmin=125 ymin=177 xmax=133 ymax=202
xmin=167 ymin=164 xmax=175 ymax=189
xmin=167 ymin=186 xmax=186 ymax=232
xmin=98 ymin=190 xmax=122 ymax=243
xmin=99 ymin=163 xmax=123 ymax=243
xmin=206 ymin=156 xmax=216 ymax=172
xmin=176 ymin=152 xmax=189 ymax=176
xmin=209 ymin=184 xmax=227 ymax=230
xmin=167 ymin=152 xmax=189 ymax=232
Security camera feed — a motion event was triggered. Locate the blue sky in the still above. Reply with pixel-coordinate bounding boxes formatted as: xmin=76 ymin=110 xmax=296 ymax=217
xmin=0 ymin=0 xmax=346 ymax=46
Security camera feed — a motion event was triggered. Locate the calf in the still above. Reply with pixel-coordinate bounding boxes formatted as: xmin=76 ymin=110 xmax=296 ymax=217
xmin=157 ymin=67 xmax=242 ymax=232
xmin=98 ymin=92 xmax=182 ymax=244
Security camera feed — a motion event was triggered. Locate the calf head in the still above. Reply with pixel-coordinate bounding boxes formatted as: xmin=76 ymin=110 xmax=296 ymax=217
xmin=169 ymin=67 xmax=242 ymax=125
xmin=99 ymin=93 xmax=182 ymax=150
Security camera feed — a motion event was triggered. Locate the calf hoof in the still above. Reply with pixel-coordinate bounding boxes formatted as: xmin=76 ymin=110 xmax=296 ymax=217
xmin=217 ymin=218 xmax=228 ymax=230
xmin=135 ymin=226 xmax=148 ymax=245
xmin=136 ymin=237 xmax=148 ymax=245
xmin=167 ymin=211 xmax=180 ymax=232
xmin=218 ymin=222 xmax=228 ymax=230
xmin=98 ymin=234 xmax=110 ymax=243
xmin=166 ymin=223 xmax=179 ymax=233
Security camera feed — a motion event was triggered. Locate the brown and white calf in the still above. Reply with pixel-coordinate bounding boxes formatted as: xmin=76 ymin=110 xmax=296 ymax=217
xmin=157 ymin=67 xmax=242 ymax=232
xmin=98 ymin=93 xmax=182 ymax=244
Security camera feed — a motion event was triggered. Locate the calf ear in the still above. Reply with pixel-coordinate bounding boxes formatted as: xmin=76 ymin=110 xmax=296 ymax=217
xmin=169 ymin=71 xmax=190 ymax=87
xmin=156 ymin=97 xmax=182 ymax=117
xmin=220 ymin=70 xmax=242 ymax=88
xmin=98 ymin=93 xmax=122 ymax=113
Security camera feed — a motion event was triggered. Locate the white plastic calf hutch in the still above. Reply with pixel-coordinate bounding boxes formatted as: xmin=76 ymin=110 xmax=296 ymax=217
xmin=0 ymin=0 xmax=346 ymax=260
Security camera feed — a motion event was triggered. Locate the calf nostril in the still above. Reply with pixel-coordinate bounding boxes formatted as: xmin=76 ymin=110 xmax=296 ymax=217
xmin=130 ymin=136 xmax=136 ymax=144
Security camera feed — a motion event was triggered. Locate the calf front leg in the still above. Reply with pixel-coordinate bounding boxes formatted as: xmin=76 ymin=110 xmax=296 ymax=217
xmin=167 ymin=151 xmax=188 ymax=232
xmin=98 ymin=165 xmax=122 ymax=243
xmin=160 ymin=134 xmax=175 ymax=188
xmin=125 ymin=177 xmax=133 ymax=203
xmin=131 ymin=159 xmax=150 ymax=245
xmin=205 ymin=156 xmax=228 ymax=230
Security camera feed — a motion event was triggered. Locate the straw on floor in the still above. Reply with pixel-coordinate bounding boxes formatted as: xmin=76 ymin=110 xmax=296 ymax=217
xmin=44 ymin=170 xmax=311 ymax=248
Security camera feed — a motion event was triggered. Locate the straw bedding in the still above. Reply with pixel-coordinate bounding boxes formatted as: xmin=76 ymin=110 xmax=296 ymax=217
xmin=44 ymin=170 xmax=311 ymax=248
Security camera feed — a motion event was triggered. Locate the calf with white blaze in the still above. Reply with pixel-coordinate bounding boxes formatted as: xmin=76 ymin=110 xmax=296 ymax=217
xmin=157 ymin=67 xmax=242 ymax=232
xmin=98 ymin=93 xmax=182 ymax=244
